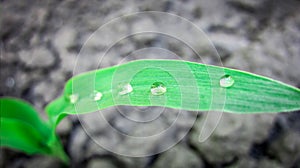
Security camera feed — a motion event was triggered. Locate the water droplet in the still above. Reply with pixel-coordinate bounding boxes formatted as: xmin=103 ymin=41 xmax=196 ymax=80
xmin=220 ymin=75 xmax=234 ymax=88
xmin=68 ymin=94 xmax=79 ymax=104
xmin=5 ymin=77 xmax=15 ymax=88
xmin=151 ymin=82 xmax=167 ymax=96
xmin=92 ymin=91 xmax=103 ymax=101
xmin=118 ymin=83 xmax=133 ymax=95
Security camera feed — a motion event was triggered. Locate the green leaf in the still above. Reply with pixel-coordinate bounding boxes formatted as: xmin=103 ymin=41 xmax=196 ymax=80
xmin=46 ymin=59 xmax=300 ymax=126
xmin=1 ymin=59 xmax=300 ymax=162
xmin=0 ymin=98 xmax=69 ymax=164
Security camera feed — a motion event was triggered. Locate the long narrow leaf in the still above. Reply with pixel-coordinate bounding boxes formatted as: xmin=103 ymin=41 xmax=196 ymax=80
xmin=0 ymin=98 xmax=69 ymax=163
xmin=46 ymin=59 xmax=300 ymax=126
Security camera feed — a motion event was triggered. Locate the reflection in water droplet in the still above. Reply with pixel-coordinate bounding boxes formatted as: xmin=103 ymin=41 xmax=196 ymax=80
xmin=220 ymin=75 xmax=234 ymax=88
xmin=92 ymin=91 xmax=103 ymax=101
xmin=118 ymin=83 xmax=133 ymax=95
xmin=151 ymin=82 xmax=167 ymax=95
xmin=69 ymin=94 xmax=79 ymax=104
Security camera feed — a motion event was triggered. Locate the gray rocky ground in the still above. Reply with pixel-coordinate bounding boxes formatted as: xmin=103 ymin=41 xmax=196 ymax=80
xmin=1 ymin=0 xmax=300 ymax=167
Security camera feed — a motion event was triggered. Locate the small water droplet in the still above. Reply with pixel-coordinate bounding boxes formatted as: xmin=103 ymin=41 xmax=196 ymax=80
xmin=118 ymin=83 xmax=133 ymax=95
xmin=5 ymin=77 xmax=15 ymax=88
xmin=69 ymin=94 xmax=79 ymax=104
xmin=92 ymin=91 xmax=103 ymax=101
xmin=151 ymin=82 xmax=167 ymax=95
xmin=220 ymin=75 xmax=234 ymax=88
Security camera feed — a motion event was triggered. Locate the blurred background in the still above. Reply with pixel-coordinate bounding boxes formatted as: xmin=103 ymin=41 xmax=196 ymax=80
xmin=1 ymin=0 xmax=300 ymax=167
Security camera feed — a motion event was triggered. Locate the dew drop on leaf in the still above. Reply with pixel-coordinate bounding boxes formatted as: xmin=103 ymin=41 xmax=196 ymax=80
xmin=151 ymin=82 xmax=167 ymax=95
xmin=68 ymin=94 xmax=79 ymax=104
xmin=220 ymin=75 xmax=234 ymax=88
xmin=92 ymin=91 xmax=103 ymax=101
xmin=118 ymin=83 xmax=133 ymax=95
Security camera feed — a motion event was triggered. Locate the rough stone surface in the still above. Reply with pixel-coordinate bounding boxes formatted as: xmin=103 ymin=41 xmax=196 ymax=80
xmin=24 ymin=156 xmax=62 ymax=168
xmin=1 ymin=0 xmax=300 ymax=167
xmin=190 ymin=113 xmax=276 ymax=164
xmin=268 ymin=130 xmax=300 ymax=167
xmin=87 ymin=159 xmax=117 ymax=168
xmin=68 ymin=126 xmax=89 ymax=162
xmin=229 ymin=156 xmax=283 ymax=168
xmin=18 ymin=46 xmax=55 ymax=68
xmin=152 ymin=144 xmax=204 ymax=168
xmin=56 ymin=117 xmax=72 ymax=135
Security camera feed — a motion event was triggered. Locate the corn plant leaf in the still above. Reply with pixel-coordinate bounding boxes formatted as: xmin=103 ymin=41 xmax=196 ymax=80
xmin=1 ymin=59 xmax=299 ymax=163
xmin=0 ymin=98 xmax=69 ymax=163
xmin=46 ymin=59 xmax=300 ymax=126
